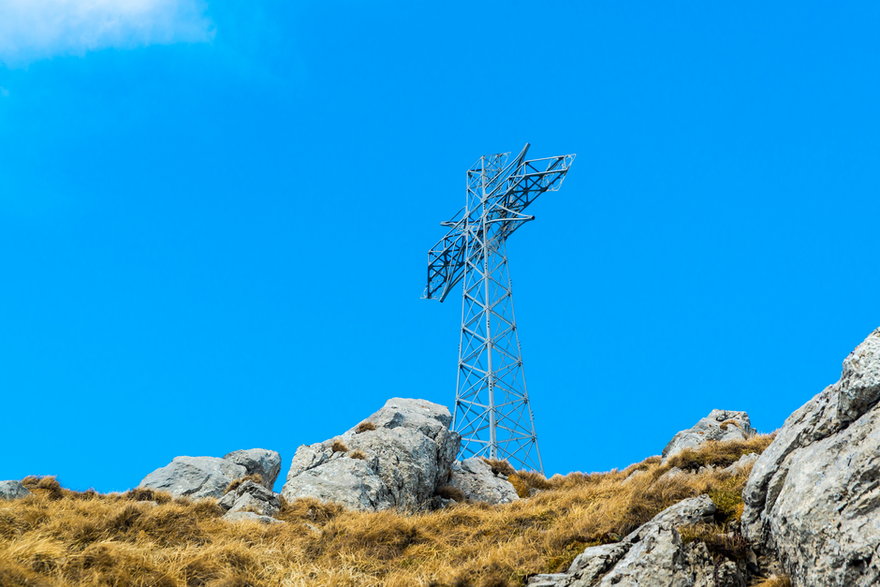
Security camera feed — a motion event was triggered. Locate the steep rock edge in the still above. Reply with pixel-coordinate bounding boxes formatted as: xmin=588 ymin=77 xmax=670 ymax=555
xmin=742 ymin=327 xmax=880 ymax=586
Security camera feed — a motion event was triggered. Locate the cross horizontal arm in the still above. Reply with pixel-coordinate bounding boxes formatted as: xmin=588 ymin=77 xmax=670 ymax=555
xmin=423 ymin=146 xmax=575 ymax=303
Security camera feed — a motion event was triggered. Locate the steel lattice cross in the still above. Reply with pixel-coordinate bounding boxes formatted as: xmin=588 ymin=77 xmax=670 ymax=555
xmin=423 ymin=143 xmax=575 ymax=473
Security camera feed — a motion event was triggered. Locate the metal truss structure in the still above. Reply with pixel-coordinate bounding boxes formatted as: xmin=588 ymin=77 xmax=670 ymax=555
xmin=423 ymin=143 xmax=575 ymax=473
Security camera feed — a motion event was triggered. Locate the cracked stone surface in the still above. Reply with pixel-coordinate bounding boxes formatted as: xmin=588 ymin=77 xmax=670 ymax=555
xmin=281 ymin=398 xmax=460 ymax=511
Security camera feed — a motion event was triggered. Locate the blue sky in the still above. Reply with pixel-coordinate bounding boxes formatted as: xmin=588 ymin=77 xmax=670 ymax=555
xmin=1 ymin=1 xmax=879 ymax=492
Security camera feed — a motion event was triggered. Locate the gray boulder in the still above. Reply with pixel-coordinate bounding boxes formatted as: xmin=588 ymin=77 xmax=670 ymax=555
xmin=139 ymin=448 xmax=281 ymax=499
xmin=0 ymin=480 xmax=30 ymax=500
xmin=663 ymin=409 xmax=756 ymax=461
xmin=742 ymin=327 xmax=880 ymax=586
xmin=448 ymin=458 xmax=519 ymax=504
xmin=282 ymin=397 xmax=460 ymax=511
xmin=139 ymin=456 xmax=246 ymax=499
xmin=223 ymin=449 xmax=281 ymax=488
xmin=219 ymin=479 xmax=282 ymax=518
xmin=529 ymin=495 xmax=746 ymax=587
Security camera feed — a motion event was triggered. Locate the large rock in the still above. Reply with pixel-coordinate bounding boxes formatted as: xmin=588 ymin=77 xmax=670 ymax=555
xmin=282 ymin=398 xmax=460 ymax=511
xmin=448 ymin=458 xmax=519 ymax=504
xmin=662 ymin=409 xmax=756 ymax=461
xmin=742 ymin=328 xmax=880 ymax=586
xmin=529 ymin=495 xmax=746 ymax=587
xmin=0 ymin=480 xmax=30 ymax=500
xmin=139 ymin=457 xmax=245 ymax=499
xmin=139 ymin=448 xmax=281 ymax=499
xmin=223 ymin=449 xmax=281 ymax=488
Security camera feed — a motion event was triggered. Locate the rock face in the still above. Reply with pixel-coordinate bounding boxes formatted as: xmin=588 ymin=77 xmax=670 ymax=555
xmin=742 ymin=328 xmax=880 ymax=586
xmin=0 ymin=480 xmax=30 ymax=500
xmin=663 ymin=409 xmax=756 ymax=461
xmin=219 ymin=480 xmax=282 ymax=518
xmin=529 ymin=495 xmax=745 ymax=587
xmin=282 ymin=398 xmax=460 ymax=511
xmin=448 ymin=458 xmax=519 ymax=505
xmin=139 ymin=448 xmax=281 ymax=499
xmin=223 ymin=449 xmax=281 ymax=488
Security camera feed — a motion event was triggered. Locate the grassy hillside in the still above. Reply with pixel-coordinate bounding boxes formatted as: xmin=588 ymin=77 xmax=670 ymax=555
xmin=0 ymin=436 xmax=773 ymax=587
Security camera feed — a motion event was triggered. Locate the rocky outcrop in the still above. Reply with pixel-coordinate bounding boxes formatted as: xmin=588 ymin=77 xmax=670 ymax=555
xmin=448 ymin=458 xmax=519 ymax=505
xmin=223 ymin=449 xmax=281 ymax=489
xmin=139 ymin=448 xmax=281 ymax=499
xmin=281 ymin=398 xmax=460 ymax=511
xmin=0 ymin=480 xmax=30 ymax=500
xmin=742 ymin=328 xmax=880 ymax=586
xmin=663 ymin=409 xmax=756 ymax=461
xmin=529 ymin=495 xmax=745 ymax=586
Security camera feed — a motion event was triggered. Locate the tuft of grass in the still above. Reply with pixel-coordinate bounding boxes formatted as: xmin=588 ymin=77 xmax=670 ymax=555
xmin=276 ymin=497 xmax=343 ymax=525
xmin=21 ymin=476 xmax=64 ymax=501
xmin=435 ymin=485 xmax=466 ymax=502
xmin=224 ymin=473 xmax=266 ymax=494
xmin=349 ymin=450 xmax=368 ymax=460
xmin=482 ymin=459 xmax=516 ymax=477
xmin=0 ymin=435 xmax=774 ymax=586
xmin=708 ymin=474 xmax=749 ymax=522
xmin=719 ymin=419 xmax=743 ymax=431
xmin=123 ymin=487 xmax=173 ymax=504
xmin=331 ymin=439 xmax=349 ymax=453
xmin=508 ymin=471 xmax=552 ymax=498
xmin=355 ymin=421 xmax=377 ymax=434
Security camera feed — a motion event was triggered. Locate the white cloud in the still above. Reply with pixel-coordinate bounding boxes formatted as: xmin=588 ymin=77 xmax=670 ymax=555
xmin=0 ymin=0 xmax=213 ymax=64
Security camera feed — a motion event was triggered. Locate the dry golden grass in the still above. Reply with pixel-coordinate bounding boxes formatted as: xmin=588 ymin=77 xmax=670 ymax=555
xmin=0 ymin=436 xmax=773 ymax=587
xmin=665 ymin=436 xmax=773 ymax=472
xmin=225 ymin=474 xmax=266 ymax=494
xmin=752 ymin=575 xmax=793 ymax=587
xmin=354 ymin=422 xmax=377 ymax=434
xmin=434 ymin=485 xmax=466 ymax=502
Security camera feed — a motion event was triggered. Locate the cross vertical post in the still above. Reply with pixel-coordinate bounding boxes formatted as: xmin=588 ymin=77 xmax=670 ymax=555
xmin=424 ymin=144 xmax=575 ymax=473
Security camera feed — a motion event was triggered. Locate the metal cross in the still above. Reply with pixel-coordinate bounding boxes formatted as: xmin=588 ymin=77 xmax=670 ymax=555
xmin=424 ymin=143 xmax=575 ymax=473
